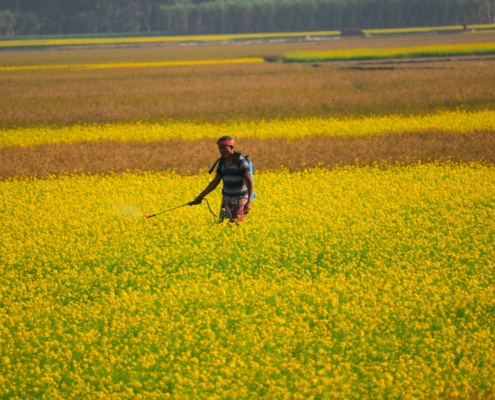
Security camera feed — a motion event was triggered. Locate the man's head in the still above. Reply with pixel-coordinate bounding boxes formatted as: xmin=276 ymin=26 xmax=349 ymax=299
xmin=217 ymin=136 xmax=235 ymax=157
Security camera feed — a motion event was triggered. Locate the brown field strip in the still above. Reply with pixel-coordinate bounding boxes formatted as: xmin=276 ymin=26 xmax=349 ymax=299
xmin=1 ymin=131 xmax=493 ymax=179
xmin=1 ymin=58 xmax=495 ymax=128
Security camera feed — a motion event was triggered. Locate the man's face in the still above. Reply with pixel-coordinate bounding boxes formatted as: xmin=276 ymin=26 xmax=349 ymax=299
xmin=218 ymin=145 xmax=234 ymax=157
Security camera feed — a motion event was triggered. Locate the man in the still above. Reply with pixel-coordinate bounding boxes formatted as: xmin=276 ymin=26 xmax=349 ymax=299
xmin=194 ymin=136 xmax=254 ymax=222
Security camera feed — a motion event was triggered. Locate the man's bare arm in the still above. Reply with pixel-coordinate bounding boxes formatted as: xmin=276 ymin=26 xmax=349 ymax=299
xmin=243 ymin=170 xmax=254 ymax=211
xmin=195 ymin=173 xmax=222 ymax=203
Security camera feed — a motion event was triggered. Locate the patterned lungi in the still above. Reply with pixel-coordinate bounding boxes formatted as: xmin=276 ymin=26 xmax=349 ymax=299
xmin=221 ymin=196 xmax=248 ymax=222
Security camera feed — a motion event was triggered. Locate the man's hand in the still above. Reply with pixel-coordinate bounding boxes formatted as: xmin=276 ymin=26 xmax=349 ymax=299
xmin=192 ymin=197 xmax=203 ymax=205
xmin=245 ymin=200 xmax=252 ymax=213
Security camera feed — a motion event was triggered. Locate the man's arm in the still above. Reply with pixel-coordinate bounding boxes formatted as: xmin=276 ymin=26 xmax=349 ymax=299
xmin=195 ymin=173 xmax=222 ymax=203
xmin=243 ymin=171 xmax=254 ymax=211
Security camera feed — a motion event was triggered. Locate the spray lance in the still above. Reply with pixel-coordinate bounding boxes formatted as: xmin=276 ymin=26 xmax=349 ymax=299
xmin=144 ymin=198 xmax=218 ymax=220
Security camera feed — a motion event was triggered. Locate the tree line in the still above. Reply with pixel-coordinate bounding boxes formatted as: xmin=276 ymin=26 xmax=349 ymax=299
xmin=1 ymin=0 xmax=494 ymax=37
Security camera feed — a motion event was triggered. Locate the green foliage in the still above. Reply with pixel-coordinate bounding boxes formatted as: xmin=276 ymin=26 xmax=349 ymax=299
xmin=0 ymin=11 xmax=15 ymax=36
xmin=0 ymin=0 xmax=494 ymax=35
xmin=158 ymin=0 xmax=495 ymax=35
xmin=283 ymin=43 xmax=495 ymax=62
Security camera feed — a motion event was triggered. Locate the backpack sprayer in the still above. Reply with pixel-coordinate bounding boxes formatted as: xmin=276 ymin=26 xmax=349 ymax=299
xmin=144 ymin=198 xmax=218 ymax=220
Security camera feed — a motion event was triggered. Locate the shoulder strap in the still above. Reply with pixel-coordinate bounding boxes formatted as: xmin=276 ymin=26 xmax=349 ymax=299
xmin=234 ymin=151 xmax=250 ymax=166
xmin=233 ymin=151 xmax=241 ymax=167
xmin=208 ymin=157 xmax=222 ymax=174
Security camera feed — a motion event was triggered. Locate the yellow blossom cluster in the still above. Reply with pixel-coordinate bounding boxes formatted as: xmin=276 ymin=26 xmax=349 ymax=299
xmin=1 ymin=164 xmax=494 ymax=397
xmin=1 ymin=109 xmax=494 ymax=148
xmin=284 ymin=42 xmax=495 ymax=62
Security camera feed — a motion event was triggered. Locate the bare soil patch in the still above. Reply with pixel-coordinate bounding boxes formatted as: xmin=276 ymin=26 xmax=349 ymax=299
xmin=1 ymin=131 xmax=493 ymax=179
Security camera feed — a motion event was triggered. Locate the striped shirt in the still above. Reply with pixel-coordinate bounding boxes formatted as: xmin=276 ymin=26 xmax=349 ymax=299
xmin=217 ymin=155 xmax=249 ymax=198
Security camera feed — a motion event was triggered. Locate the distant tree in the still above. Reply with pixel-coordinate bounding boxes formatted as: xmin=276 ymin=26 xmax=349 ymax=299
xmin=14 ymin=11 xmax=40 ymax=34
xmin=0 ymin=0 xmax=494 ymax=36
xmin=0 ymin=10 xmax=16 ymax=35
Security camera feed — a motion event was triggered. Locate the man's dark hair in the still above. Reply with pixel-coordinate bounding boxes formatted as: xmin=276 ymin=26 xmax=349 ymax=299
xmin=217 ymin=136 xmax=234 ymax=142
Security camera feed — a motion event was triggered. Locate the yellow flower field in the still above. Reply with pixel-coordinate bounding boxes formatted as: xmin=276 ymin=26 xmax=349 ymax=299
xmin=284 ymin=42 xmax=495 ymax=62
xmin=1 ymin=110 xmax=494 ymax=148
xmin=0 ymin=58 xmax=265 ymax=72
xmin=1 ymin=165 xmax=494 ymax=397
